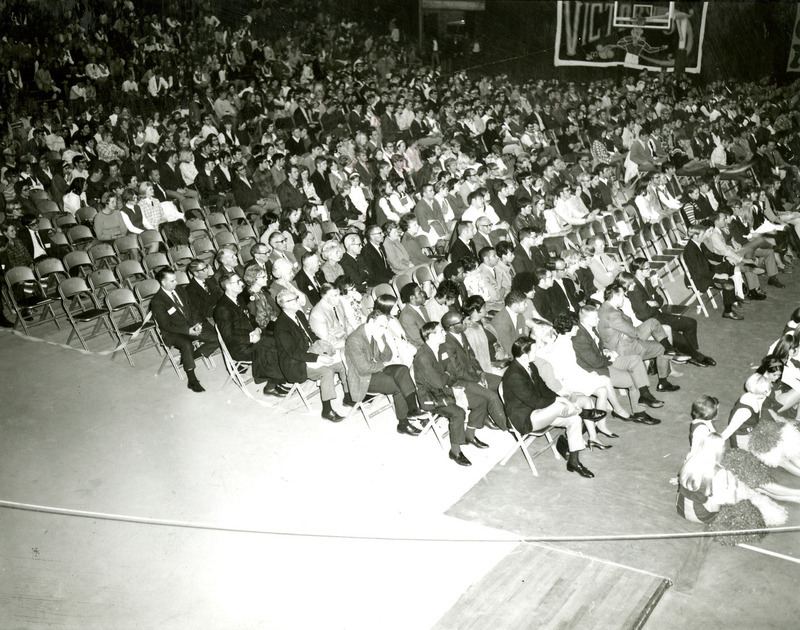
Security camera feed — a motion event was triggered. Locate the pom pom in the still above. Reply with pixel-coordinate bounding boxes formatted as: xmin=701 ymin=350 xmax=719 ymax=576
xmin=709 ymin=500 xmax=766 ymax=546
xmin=722 ymin=449 xmax=775 ymax=487
xmin=748 ymin=415 xmax=783 ymax=455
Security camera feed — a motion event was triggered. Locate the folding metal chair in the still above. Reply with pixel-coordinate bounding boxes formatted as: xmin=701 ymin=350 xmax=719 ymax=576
xmin=143 ymin=252 xmax=171 ymax=276
xmin=116 ymin=260 xmax=148 ymax=289
xmin=76 ymin=206 xmax=98 ymax=225
xmin=4 ymin=267 xmax=62 ymax=335
xmin=139 ymin=229 xmax=168 ymax=254
xmin=63 ymin=250 xmax=95 ymax=278
xmin=105 ymin=288 xmax=160 ymax=367
xmin=34 ymin=257 xmax=69 ymax=298
xmin=168 ymin=245 xmax=194 ymax=270
xmin=133 ymin=278 xmax=161 ymax=310
xmin=371 ymin=283 xmax=396 ymax=301
xmin=88 ymin=269 xmax=121 ymax=300
xmin=392 ymin=272 xmax=414 ymax=299
xmin=114 ymin=234 xmax=142 ymax=261
xmin=58 ymin=277 xmax=115 ymax=350
xmin=215 ymin=324 xmax=254 ymax=390
xmin=88 ymin=242 xmax=120 ymax=270
xmin=66 ymin=224 xmax=95 ymax=250
xmin=191 ymin=237 xmax=216 ymax=265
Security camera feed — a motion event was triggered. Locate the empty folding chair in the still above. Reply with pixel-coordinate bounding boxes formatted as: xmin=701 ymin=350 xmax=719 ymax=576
xmin=186 ymin=217 xmax=211 ymax=243
xmin=225 ymin=206 xmax=250 ymax=227
xmin=191 ymin=237 xmax=216 ymax=265
xmin=35 ymin=199 xmax=60 ymax=216
xmin=138 ymin=229 xmax=167 ymax=254
xmin=235 ymin=224 xmax=257 ymax=251
xmin=34 ymin=257 xmax=69 ymax=298
xmin=168 ymin=245 xmax=194 ymax=270
xmin=371 ymin=283 xmax=396 ymax=300
xmin=63 ymin=250 xmax=96 ymax=278
xmin=88 ymin=242 xmax=120 ymax=270
xmin=105 ymin=288 xmax=160 ymax=367
xmin=143 ymin=252 xmax=171 ymax=276
xmin=66 ymin=224 xmax=95 ymax=250
xmin=114 ymin=234 xmax=142 ymax=261
xmin=4 ymin=267 xmax=62 ymax=335
xmin=133 ymin=278 xmax=161 ymax=311
xmin=88 ymin=269 xmax=121 ymax=300
xmin=215 ymin=325 xmax=254 ymax=391
xmin=76 ymin=206 xmax=98 ymax=225
xmin=206 ymin=212 xmax=232 ymax=237
xmin=55 ymin=214 xmax=78 ymax=230
xmin=213 ymin=230 xmax=239 ymax=250
xmin=412 ymin=264 xmax=437 ymax=288
xmin=116 ymin=260 xmax=148 ymax=289
xmin=58 ymin=277 xmax=115 ymax=350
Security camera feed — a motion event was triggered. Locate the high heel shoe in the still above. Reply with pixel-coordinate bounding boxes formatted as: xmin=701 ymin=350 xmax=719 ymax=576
xmin=597 ymin=429 xmax=619 ymax=439
xmin=588 ymin=440 xmax=612 ymax=451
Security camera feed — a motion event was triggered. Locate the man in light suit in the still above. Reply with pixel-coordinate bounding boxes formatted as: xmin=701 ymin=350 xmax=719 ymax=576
xmin=572 ymin=304 xmax=661 ymax=424
xmin=344 ymin=311 xmax=427 ymax=436
xmin=398 ymin=283 xmax=431 ymax=349
xmin=490 ymin=290 xmax=530 ymax=357
xmin=476 ymin=247 xmax=508 ymax=310
xmin=597 ymin=283 xmax=679 ymax=394
xmin=150 ymin=267 xmax=219 ymax=392
xmin=309 ymin=284 xmax=352 ymax=349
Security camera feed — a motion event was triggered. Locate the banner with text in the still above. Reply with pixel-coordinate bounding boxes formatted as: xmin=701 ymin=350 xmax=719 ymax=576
xmin=788 ymin=4 xmax=800 ymax=73
xmin=554 ymin=1 xmax=708 ymax=74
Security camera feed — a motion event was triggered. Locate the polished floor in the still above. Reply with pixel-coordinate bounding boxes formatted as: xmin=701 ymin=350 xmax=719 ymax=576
xmin=1 ymin=270 xmax=799 ymax=629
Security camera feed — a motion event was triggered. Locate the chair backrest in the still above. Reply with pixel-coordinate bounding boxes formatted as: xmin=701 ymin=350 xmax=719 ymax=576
xmin=139 ymin=229 xmax=165 ymax=248
xmin=144 ymin=252 xmax=170 ymax=274
xmin=76 ymin=206 xmax=98 ymax=224
xmin=214 ymin=231 xmax=239 ymax=249
xmin=37 ymin=217 xmax=54 ymax=231
xmin=89 ymin=269 xmax=120 ymax=294
xmin=116 ymin=260 xmax=147 ymax=283
xmin=235 ymin=224 xmax=257 ymax=242
xmin=412 ymin=265 xmax=435 ymax=287
xmin=168 ymin=245 xmax=193 ymax=267
xmin=64 ymin=250 xmax=94 ymax=273
xmin=180 ymin=197 xmax=202 ymax=213
xmin=89 ymin=242 xmax=117 ymax=262
xmin=50 ymin=232 xmax=69 ymax=249
xmin=67 ymin=224 xmax=94 ymax=244
xmin=371 ymin=283 xmax=395 ymax=300
xmin=36 ymin=199 xmax=60 ymax=215
xmin=393 ymin=272 xmax=414 ymax=296
xmin=175 ymin=270 xmax=190 ymax=286
xmin=58 ymin=276 xmax=94 ymax=301
xmin=134 ymin=278 xmax=161 ymax=304
xmin=105 ymin=287 xmax=139 ymax=312
xmin=225 ymin=206 xmax=247 ymax=224
xmin=5 ymin=266 xmax=37 ymax=290
xmin=114 ymin=234 xmax=141 ymax=255
xmin=56 ymin=214 xmax=78 ymax=229
xmin=207 ymin=212 xmax=231 ymax=232
xmin=35 ymin=257 xmax=68 ymax=281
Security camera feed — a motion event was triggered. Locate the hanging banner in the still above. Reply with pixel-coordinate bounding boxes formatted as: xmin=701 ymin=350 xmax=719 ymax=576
xmin=554 ymin=1 xmax=709 ymax=74
xmin=788 ymin=4 xmax=800 ymax=72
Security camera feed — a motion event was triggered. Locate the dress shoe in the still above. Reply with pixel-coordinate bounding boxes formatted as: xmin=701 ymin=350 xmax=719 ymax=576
xmin=484 ymin=418 xmax=502 ymax=430
xmin=701 ymin=356 xmax=716 ymax=367
xmin=597 ymin=429 xmax=619 ymax=439
xmin=747 ymin=289 xmax=767 ymax=301
xmin=687 ymin=356 xmax=709 ymax=367
xmin=566 ymin=461 xmax=595 ymax=478
xmin=722 ymin=310 xmax=744 ymax=321
xmin=767 ymin=276 xmax=785 ymax=288
xmin=263 ymin=383 xmax=281 ymax=397
xmin=449 ymin=451 xmax=472 ymax=466
xmin=187 ymin=380 xmax=205 ymax=393
xmin=341 ymin=396 xmax=356 ymax=407
xmin=665 ymin=351 xmax=691 ymax=363
xmin=611 ymin=410 xmax=632 ymax=421
xmin=579 ymin=408 xmax=607 ymax=421
xmin=638 ymin=393 xmax=664 ymax=408
xmin=322 ymin=410 xmax=345 ymax=423
xmin=397 ymin=423 xmax=421 ymax=436
xmin=631 ymin=412 xmax=661 ymax=425
xmin=467 ymin=436 xmax=489 ymax=449
xmin=587 ymin=439 xmax=612 ymax=451
xmin=275 ymin=383 xmax=292 ymax=395
xmin=657 ymin=381 xmax=680 ymax=392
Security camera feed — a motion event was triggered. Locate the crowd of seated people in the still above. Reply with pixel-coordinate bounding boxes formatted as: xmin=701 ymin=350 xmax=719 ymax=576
xmin=1 ymin=0 xmax=800 ymax=472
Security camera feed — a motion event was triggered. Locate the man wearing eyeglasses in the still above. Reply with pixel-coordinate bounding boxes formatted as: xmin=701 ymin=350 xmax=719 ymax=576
xmin=267 ymin=231 xmax=298 ymax=270
xmin=185 ymin=258 xmax=221 ymax=323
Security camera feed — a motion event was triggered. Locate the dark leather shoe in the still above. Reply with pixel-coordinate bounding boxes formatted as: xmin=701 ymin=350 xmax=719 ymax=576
xmin=322 ymin=410 xmax=345 ymax=423
xmin=748 ymin=289 xmax=767 ymax=301
xmin=687 ymin=356 xmax=709 ymax=367
xmin=638 ymin=393 xmax=664 ymax=408
xmin=768 ymin=276 xmax=785 ymax=288
xmin=263 ymin=383 xmax=281 ymax=397
xmin=341 ymin=397 xmax=356 ymax=408
xmin=484 ymin=418 xmax=502 ymax=430
xmin=631 ymin=412 xmax=661 ymax=425
xmin=449 ymin=451 xmax=472 ymax=466
xmin=722 ymin=311 xmax=744 ymax=320
xmin=611 ymin=410 xmax=631 ymax=421
xmin=406 ymin=409 xmax=428 ymax=421
xmin=701 ymin=356 xmax=716 ymax=367
xmin=397 ymin=423 xmax=421 ymax=436
xmin=566 ymin=461 xmax=595 ymax=478
xmin=579 ymin=408 xmax=607 ymax=421
xmin=467 ymin=436 xmax=489 ymax=449
xmin=187 ymin=380 xmax=205 ymax=393
xmin=657 ymin=381 xmax=680 ymax=392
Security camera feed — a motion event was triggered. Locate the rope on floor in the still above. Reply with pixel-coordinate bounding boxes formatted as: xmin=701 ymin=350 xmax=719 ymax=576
xmin=2 ymin=498 xmax=799 ymax=543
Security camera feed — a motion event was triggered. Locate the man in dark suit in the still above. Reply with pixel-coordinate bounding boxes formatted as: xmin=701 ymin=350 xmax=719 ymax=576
xmin=150 ymin=267 xmax=219 ymax=392
xmin=623 ymin=261 xmax=715 ymax=367
xmin=359 ymin=225 xmax=394 ymax=287
xmin=682 ymin=224 xmax=741 ymax=320
xmin=572 ymin=304 xmax=662 ymax=423
xmin=549 ymin=258 xmax=581 ymax=314
xmin=184 ymin=258 xmax=221 ymax=323
xmin=293 ymin=251 xmax=326 ymax=306
xmin=501 ymin=335 xmax=594 ymax=477
xmin=531 ymin=268 xmax=560 ymax=324
xmin=449 ymin=220 xmax=479 ymax=263
xmin=440 ymin=311 xmax=507 ymax=431
xmin=340 ymin=234 xmax=370 ymax=292
xmin=18 ymin=214 xmax=64 ymax=261
xmin=414 ymin=322 xmax=480 ymax=466
xmin=273 ymin=289 xmax=351 ymax=421
xmin=213 ymin=271 xmax=287 ymax=395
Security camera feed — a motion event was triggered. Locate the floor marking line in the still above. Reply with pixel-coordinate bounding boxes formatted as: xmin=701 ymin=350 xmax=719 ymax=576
xmin=738 ymin=544 xmax=800 ymax=565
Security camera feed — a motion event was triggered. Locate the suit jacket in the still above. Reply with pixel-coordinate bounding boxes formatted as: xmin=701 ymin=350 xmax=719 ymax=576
xmin=472 ymin=232 xmax=494 ymax=253
xmin=344 ymin=325 xmax=394 ymax=402
xmin=490 ymin=307 xmax=528 ymax=356
xmin=294 ymin=268 xmax=325 ymax=305
xmin=232 ymin=176 xmax=261 ymax=209
xmin=597 ymin=302 xmax=647 ymax=357
xmin=512 ymin=244 xmax=537 ymax=275
xmin=571 ymin=324 xmax=611 ymax=376
xmin=185 ymin=277 xmax=221 ymax=323
xmin=449 ymin=237 xmax=478 ymax=263
xmin=532 ymin=287 xmax=559 ymax=324
xmin=477 ymin=263 xmax=507 ymax=304
xmin=273 ymin=311 xmax=320 ymax=383
xmin=398 ymin=304 xmax=430 ymax=348
xmin=359 ymin=243 xmax=393 ymax=287
xmin=682 ymin=239 xmax=716 ymax=293
xmin=213 ymin=294 xmax=257 ymax=360
xmin=414 ymin=198 xmax=447 ymax=237
xmin=501 ymin=360 xmax=558 ymax=434
xmin=150 ymin=287 xmax=201 ymax=339
xmin=330 ymin=193 xmax=360 ymax=227
xmin=440 ymin=332 xmax=483 ymax=383
xmin=339 ymin=252 xmax=369 ymax=292
xmin=309 ymin=298 xmax=350 ymax=344
xmin=627 ymin=278 xmax=663 ymax=322
xmin=548 ymin=278 xmax=580 ymax=314
xmin=413 ymin=343 xmax=455 ymax=405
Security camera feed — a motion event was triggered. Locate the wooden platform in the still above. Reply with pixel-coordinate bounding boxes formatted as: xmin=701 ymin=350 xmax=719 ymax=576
xmin=433 ymin=543 xmax=671 ymax=630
